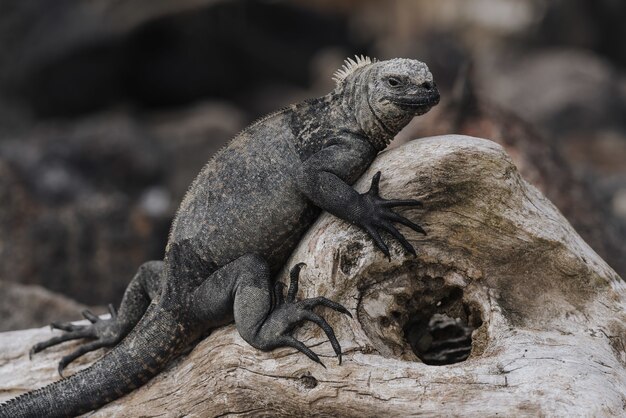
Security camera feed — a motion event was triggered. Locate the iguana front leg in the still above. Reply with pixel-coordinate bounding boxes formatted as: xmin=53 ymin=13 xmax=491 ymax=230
xmin=298 ymin=140 xmax=425 ymax=258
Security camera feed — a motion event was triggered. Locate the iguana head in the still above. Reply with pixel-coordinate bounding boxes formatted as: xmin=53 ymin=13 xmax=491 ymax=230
xmin=333 ymin=56 xmax=439 ymax=149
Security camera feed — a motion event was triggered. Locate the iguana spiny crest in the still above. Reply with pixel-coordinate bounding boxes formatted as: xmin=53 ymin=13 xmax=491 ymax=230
xmin=333 ymin=55 xmax=439 ymax=149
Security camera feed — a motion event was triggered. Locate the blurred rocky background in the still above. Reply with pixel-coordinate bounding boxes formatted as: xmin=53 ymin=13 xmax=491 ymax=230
xmin=0 ymin=0 xmax=624 ymax=331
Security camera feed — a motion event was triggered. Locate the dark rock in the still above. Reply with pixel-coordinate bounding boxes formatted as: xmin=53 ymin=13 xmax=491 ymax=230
xmin=535 ymin=0 xmax=626 ymax=69
xmin=0 ymin=103 xmax=244 ymax=305
xmin=0 ymin=0 xmax=357 ymax=118
xmin=477 ymin=49 xmax=626 ymax=137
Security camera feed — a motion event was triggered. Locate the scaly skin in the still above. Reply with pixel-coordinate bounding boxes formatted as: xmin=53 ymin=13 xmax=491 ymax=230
xmin=0 ymin=57 xmax=439 ymax=417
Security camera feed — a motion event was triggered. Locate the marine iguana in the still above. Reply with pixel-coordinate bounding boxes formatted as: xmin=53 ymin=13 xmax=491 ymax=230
xmin=0 ymin=56 xmax=439 ymax=417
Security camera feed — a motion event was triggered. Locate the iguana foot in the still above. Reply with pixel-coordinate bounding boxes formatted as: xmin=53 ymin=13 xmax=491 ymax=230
xmin=261 ymin=263 xmax=352 ymax=367
xmin=357 ymin=171 xmax=426 ymax=259
xmin=30 ymin=304 xmax=126 ymax=376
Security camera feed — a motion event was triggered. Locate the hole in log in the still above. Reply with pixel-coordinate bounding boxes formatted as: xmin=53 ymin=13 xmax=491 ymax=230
xmin=357 ymin=264 xmax=486 ymax=362
xmin=405 ymin=313 xmax=475 ymax=365
xmin=402 ymin=285 xmax=482 ymax=365
xmin=299 ymin=372 xmax=318 ymax=389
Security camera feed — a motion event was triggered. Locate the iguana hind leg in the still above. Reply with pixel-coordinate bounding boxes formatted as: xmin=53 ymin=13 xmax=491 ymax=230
xmin=192 ymin=254 xmax=352 ymax=366
xmin=30 ymin=260 xmax=165 ymax=375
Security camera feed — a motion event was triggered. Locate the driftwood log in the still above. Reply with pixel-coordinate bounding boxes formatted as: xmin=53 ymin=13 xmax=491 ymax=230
xmin=1 ymin=135 xmax=624 ymax=417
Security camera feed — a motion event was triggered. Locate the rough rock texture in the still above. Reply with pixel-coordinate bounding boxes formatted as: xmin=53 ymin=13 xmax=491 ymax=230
xmin=1 ymin=136 xmax=624 ymax=416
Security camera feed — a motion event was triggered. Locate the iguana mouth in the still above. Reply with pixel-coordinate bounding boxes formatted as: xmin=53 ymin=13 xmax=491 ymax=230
xmin=388 ymin=94 xmax=440 ymax=110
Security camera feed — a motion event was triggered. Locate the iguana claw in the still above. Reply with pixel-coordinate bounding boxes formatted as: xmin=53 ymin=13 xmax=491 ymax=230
xmin=262 ymin=263 xmax=352 ymax=366
xmin=357 ymin=171 xmax=425 ymax=259
xmin=30 ymin=304 xmax=125 ymax=376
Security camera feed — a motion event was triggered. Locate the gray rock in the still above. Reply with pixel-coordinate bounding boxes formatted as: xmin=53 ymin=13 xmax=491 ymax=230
xmin=0 ymin=280 xmax=97 ymax=332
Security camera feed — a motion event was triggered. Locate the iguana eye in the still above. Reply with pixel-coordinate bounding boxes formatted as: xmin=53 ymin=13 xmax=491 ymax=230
xmin=387 ymin=77 xmax=401 ymax=87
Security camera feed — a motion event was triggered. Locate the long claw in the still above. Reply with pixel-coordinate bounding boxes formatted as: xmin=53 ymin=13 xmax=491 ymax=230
xmin=381 ymin=198 xmax=423 ymax=208
xmin=368 ymin=171 xmax=382 ymax=196
xmin=50 ymin=322 xmax=84 ymax=332
xmin=303 ymin=311 xmax=342 ymax=364
xmin=302 ymin=297 xmax=353 ymax=318
xmin=273 ymin=264 xmax=351 ymax=367
xmin=283 ymin=336 xmax=325 ymax=368
xmin=82 ymin=310 xmax=100 ymax=323
xmin=380 ymin=221 xmax=416 ymax=256
xmin=30 ymin=329 xmax=93 ymax=357
xmin=364 ymin=225 xmax=390 ymax=260
xmin=385 ymin=212 xmax=427 ymax=235
xmin=287 ymin=263 xmax=305 ymax=303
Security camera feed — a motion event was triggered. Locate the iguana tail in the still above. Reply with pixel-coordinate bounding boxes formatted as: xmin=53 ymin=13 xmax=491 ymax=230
xmin=0 ymin=304 xmax=186 ymax=418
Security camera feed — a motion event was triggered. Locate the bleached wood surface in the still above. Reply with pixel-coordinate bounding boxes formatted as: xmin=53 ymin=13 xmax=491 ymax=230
xmin=1 ymin=135 xmax=624 ymax=417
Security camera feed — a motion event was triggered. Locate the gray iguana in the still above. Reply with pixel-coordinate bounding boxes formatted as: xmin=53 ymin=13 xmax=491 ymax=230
xmin=0 ymin=56 xmax=439 ymax=417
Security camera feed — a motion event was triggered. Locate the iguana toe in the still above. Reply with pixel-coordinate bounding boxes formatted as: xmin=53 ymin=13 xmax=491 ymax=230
xmin=358 ymin=171 xmax=426 ymax=258
xmin=259 ymin=263 xmax=352 ymax=366
xmin=30 ymin=308 xmax=126 ymax=374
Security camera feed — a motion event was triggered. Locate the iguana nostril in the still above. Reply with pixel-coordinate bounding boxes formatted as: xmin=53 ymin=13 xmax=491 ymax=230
xmin=421 ymin=81 xmax=433 ymax=90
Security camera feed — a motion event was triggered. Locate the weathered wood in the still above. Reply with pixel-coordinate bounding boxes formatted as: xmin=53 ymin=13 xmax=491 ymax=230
xmin=405 ymin=76 xmax=626 ymax=279
xmin=1 ymin=135 xmax=624 ymax=417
